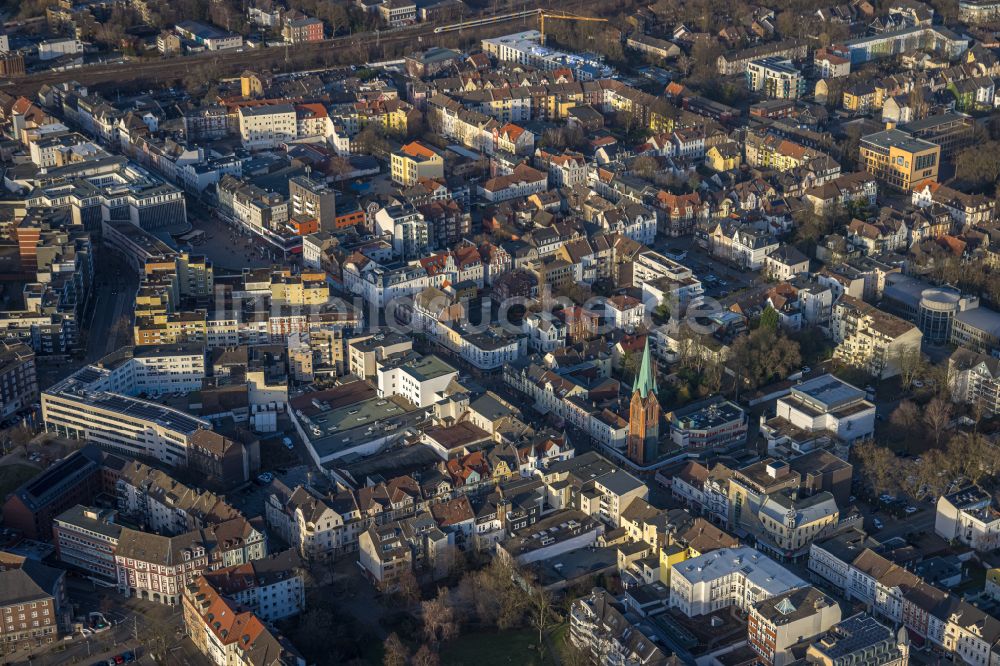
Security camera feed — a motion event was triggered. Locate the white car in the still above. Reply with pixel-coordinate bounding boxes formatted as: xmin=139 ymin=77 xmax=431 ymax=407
xmin=905 ymin=506 xmax=917 ymax=514
xmin=872 ymin=518 xmax=883 ymax=530
xmin=282 ymin=437 xmax=294 ymax=450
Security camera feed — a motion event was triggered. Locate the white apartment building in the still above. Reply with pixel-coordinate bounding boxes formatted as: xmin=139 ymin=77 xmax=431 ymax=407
xmin=374 ymin=205 xmax=429 ymax=260
xmin=832 ymin=296 xmax=923 ymax=379
xmin=523 ymin=312 xmax=567 ymax=353
xmin=202 ymin=550 xmax=306 ymax=622
xmin=265 ymin=484 xmax=365 ymax=560
xmin=604 ymin=295 xmax=645 ymax=329
xmin=439 ymin=324 xmax=526 ymax=370
xmin=669 ymin=461 xmax=732 ymax=527
xmin=479 ymin=164 xmax=548 ymax=203
xmin=238 ymin=104 xmax=297 ymax=150
xmin=747 ymin=57 xmax=805 ymax=99
xmin=570 ymin=589 xmax=672 ymax=665
xmin=948 ymin=348 xmax=1000 ymax=416
xmin=342 ymin=260 xmax=438 ymax=310
xmin=936 ymin=486 xmax=1000 ymax=552
xmin=731 ymin=228 xmax=780 ymax=270
xmin=632 ymin=250 xmax=704 ymax=314
xmin=376 ymin=353 xmax=458 ymax=408
xmin=536 ymin=150 xmax=588 ymax=187
xmin=669 ymin=546 xmax=805 ymax=617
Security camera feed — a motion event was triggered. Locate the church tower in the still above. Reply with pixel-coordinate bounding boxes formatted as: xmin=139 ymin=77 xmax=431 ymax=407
xmin=627 ymin=338 xmax=660 ymax=465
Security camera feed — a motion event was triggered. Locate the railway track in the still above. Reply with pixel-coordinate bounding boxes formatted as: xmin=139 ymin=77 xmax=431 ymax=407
xmin=5 ymin=26 xmax=439 ymax=93
xmin=3 ymin=0 xmax=626 ymax=94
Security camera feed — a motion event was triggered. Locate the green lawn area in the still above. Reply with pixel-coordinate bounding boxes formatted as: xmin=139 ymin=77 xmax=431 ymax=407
xmin=440 ymin=629 xmax=554 ymax=666
xmin=0 ymin=464 xmax=39 ymax=500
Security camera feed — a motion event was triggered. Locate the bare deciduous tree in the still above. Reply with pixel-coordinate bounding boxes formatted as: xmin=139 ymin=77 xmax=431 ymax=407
xmin=412 ymin=644 xmax=440 ymax=666
xmin=852 ymin=440 xmax=898 ymax=496
xmin=916 ymin=448 xmax=951 ymax=498
xmin=383 ymin=633 xmax=409 ymax=666
xmin=395 ymin=568 xmax=421 ymax=606
xmin=889 ymin=400 xmax=920 ymax=440
xmin=422 ymin=589 xmax=459 ymax=645
xmin=894 ymin=346 xmax=925 ymax=391
xmin=527 ymin=584 xmax=557 ymax=651
xmin=923 ymin=397 xmax=952 ymax=448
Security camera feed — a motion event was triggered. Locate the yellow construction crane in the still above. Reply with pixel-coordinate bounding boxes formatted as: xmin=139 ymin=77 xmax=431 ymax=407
xmin=539 ymin=12 xmax=608 ymax=45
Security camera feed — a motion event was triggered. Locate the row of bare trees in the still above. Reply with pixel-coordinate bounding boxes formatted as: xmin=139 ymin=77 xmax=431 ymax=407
xmin=382 ymin=557 xmax=561 ymax=666
xmin=854 ymin=427 xmax=1000 ymax=501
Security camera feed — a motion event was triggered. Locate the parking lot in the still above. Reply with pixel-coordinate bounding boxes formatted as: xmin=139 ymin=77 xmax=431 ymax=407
xmin=652 ymin=234 xmax=761 ymax=302
xmin=230 ymin=462 xmax=313 ymax=532
xmin=853 ymin=492 xmax=937 ymax=542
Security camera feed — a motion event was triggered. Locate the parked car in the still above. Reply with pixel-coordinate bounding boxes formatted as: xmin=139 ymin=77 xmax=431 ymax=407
xmin=282 ymin=437 xmax=294 ymax=450
xmin=256 ymin=472 xmax=274 ymax=484
xmin=872 ymin=518 xmax=883 ymax=530
xmin=905 ymin=506 xmax=918 ymax=514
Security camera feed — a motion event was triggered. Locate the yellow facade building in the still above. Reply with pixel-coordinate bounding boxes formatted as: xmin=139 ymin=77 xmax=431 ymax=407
xmin=859 ymin=129 xmax=940 ymax=191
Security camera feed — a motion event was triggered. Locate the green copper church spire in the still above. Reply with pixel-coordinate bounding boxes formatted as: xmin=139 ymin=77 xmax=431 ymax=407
xmin=635 ymin=337 xmax=657 ymax=399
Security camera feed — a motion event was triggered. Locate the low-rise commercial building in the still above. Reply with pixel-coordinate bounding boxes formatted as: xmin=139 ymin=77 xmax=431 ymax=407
xmin=749 ymin=586 xmax=842 ymax=666
xmin=53 ymin=505 xmax=122 ymax=580
xmin=805 ymin=614 xmax=909 ymax=666
xmin=952 ymin=306 xmax=1000 ymax=356
xmin=175 ymin=20 xmax=242 ymax=51
xmin=2 ymin=445 xmax=108 ymax=541
xmin=666 ymin=397 xmax=748 ymax=451
xmin=760 ymin=375 xmax=875 ymax=454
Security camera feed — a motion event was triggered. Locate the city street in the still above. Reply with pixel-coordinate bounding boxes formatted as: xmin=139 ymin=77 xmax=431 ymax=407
xmin=85 ymin=249 xmax=138 ymax=364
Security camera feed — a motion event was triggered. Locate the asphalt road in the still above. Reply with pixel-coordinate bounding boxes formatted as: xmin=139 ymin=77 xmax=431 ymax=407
xmin=85 ymin=250 xmax=138 ymax=364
